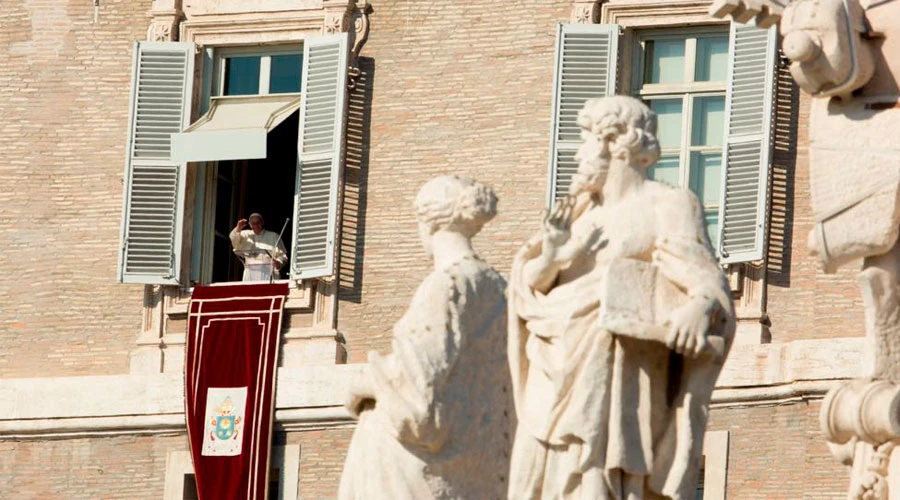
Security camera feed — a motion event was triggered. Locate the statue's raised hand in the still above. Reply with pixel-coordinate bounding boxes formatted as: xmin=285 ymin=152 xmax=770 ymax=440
xmin=541 ymin=196 xmax=575 ymax=264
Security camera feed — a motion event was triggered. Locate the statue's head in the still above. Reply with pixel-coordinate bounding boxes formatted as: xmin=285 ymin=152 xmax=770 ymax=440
xmin=781 ymin=0 xmax=874 ymax=98
xmin=571 ymin=95 xmax=660 ymax=196
xmin=414 ymin=175 xmax=498 ymax=255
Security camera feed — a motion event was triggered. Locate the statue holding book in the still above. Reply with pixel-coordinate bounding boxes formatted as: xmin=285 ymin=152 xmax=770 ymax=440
xmin=507 ymin=96 xmax=735 ymax=499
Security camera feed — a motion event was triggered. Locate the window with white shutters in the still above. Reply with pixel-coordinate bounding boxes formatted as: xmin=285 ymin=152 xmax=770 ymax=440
xmin=716 ymin=22 xmax=777 ymax=263
xmin=547 ymin=23 xmax=618 ymax=206
xmin=117 ymin=42 xmax=195 ymax=285
xmin=546 ymin=21 xmax=776 ymax=264
xmin=291 ymin=34 xmax=350 ymax=279
xmin=119 ymin=34 xmax=351 ymax=285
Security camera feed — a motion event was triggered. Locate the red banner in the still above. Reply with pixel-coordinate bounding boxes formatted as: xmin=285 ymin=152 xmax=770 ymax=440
xmin=185 ymin=283 xmax=288 ymax=500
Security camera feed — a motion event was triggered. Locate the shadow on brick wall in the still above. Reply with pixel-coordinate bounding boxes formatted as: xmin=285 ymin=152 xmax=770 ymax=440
xmin=339 ymin=57 xmax=375 ymax=304
xmin=767 ymin=55 xmax=800 ymax=287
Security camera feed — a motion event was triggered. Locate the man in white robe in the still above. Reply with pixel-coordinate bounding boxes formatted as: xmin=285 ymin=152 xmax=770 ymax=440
xmin=229 ymin=213 xmax=288 ymax=281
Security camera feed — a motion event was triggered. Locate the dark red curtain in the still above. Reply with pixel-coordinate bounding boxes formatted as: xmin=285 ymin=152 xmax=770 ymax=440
xmin=185 ymin=283 xmax=288 ymax=500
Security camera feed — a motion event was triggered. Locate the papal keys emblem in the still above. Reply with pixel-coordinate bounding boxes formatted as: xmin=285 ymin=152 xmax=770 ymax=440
xmin=202 ymin=388 xmax=247 ymax=456
xmin=211 ymin=396 xmax=242 ymax=441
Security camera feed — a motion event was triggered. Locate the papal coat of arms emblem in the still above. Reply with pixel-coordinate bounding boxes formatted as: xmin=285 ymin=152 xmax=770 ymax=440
xmin=202 ymin=387 xmax=248 ymax=456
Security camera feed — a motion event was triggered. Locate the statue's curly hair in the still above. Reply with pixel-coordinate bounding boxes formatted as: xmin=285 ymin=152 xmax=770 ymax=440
xmin=415 ymin=175 xmax=498 ymax=237
xmin=577 ymin=96 xmax=661 ymax=170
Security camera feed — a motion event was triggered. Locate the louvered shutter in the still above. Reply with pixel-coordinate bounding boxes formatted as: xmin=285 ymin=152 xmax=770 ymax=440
xmin=117 ymin=42 xmax=194 ymax=284
xmin=547 ymin=23 xmax=619 ymax=206
xmin=291 ymin=34 xmax=350 ymax=279
xmin=716 ymin=22 xmax=777 ymax=263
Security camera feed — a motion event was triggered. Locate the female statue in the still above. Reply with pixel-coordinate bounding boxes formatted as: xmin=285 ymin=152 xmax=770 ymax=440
xmin=339 ymin=175 xmax=513 ymax=500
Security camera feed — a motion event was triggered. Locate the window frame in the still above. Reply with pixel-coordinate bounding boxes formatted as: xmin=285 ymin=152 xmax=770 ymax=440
xmin=631 ymin=27 xmax=729 ymax=245
xmin=191 ymin=44 xmax=305 ymax=285
xmin=212 ymin=44 xmax=304 ymax=98
xmin=163 ymin=445 xmax=300 ymax=500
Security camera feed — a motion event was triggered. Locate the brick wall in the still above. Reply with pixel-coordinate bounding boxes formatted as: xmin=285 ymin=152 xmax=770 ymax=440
xmin=0 ymin=434 xmax=186 ymax=499
xmin=765 ymin=84 xmax=866 ymax=343
xmin=336 ymin=0 xmax=573 ymax=360
xmin=0 ymin=0 xmax=147 ymax=377
xmin=289 ymin=427 xmax=355 ymax=500
xmin=0 ymin=1 xmax=869 ymax=499
xmin=708 ymin=401 xmax=848 ymax=499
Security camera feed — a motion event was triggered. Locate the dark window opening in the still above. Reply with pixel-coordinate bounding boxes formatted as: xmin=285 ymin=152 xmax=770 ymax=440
xmin=211 ymin=111 xmax=299 ymax=283
xmin=182 ymin=470 xmax=280 ymax=500
xmin=695 ymin=455 xmax=706 ymax=500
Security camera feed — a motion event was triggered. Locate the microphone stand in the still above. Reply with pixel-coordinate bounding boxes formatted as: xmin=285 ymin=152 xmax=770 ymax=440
xmin=271 ymin=218 xmax=290 ymax=284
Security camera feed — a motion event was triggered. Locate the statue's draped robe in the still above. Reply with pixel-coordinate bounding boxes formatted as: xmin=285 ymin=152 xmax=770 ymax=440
xmin=507 ymin=195 xmax=734 ymax=500
xmin=339 ymin=256 xmax=513 ymax=500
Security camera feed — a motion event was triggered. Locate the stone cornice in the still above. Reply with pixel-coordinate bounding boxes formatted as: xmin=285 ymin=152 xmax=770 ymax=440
xmin=180 ymin=12 xmax=326 ymax=47
xmin=601 ymin=0 xmax=727 ymax=26
xmin=0 ymin=338 xmax=866 ymax=439
xmin=0 ymin=365 xmax=362 ymax=439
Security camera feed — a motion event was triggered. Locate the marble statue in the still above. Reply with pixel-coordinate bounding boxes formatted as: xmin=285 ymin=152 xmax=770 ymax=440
xmin=338 ymin=175 xmax=513 ymax=500
xmin=712 ymin=2 xmax=900 ymax=498
xmin=507 ymin=96 xmax=735 ymax=500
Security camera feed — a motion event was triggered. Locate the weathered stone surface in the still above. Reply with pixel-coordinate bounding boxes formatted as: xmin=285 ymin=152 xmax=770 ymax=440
xmin=507 ymin=96 xmax=735 ymax=499
xmin=339 ymin=176 xmax=513 ymax=499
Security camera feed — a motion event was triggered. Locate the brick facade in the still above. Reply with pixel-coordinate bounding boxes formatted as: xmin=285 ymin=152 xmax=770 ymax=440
xmin=708 ymin=402 xmax=848 ymax=500
xmin=0 ymin=0 xmax=871 ymax=498
xmin=337 ymin=0 xmax=573 ymax=360
xmin=0 ymin=435 xmax=184 ymax=498
xmin=0 ymin=0 xmax=146 ymax=378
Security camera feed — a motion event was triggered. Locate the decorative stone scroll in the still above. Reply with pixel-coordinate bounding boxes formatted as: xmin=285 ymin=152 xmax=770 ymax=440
xmin=712 ymin=1 xmax=900 ymax=498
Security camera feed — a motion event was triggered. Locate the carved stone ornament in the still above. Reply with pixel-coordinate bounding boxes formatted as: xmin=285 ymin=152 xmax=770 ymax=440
xmin=148 ymin=19 xmax=178 ymax=42
xmin=507 ymin=96 xmax=735 ymax=499
xmin=571 ymin=1 xmax=600 ymax=24
xmin=324 ymin=11 xmax=350 ymax=34
xmin=781 ymin=0 xmax=875 ymax=98
xmin=339 ymin=176 xmax=513 ymax=499
xmin=709 ymin=0 xmax=785 ymax=28
xmin=711 ymin=1 xmax=900 ymax=499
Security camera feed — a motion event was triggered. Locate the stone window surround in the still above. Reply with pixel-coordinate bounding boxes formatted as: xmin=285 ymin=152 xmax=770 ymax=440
xmin=701 ymin=430 xmax=729 ymax=500
xmin=133 ymin=0 xmax=372 ymax=374
xmin=568 ymin=0 xmax=769 ymax=344
xmin=163 ymin=445 xmax=301 ymax=499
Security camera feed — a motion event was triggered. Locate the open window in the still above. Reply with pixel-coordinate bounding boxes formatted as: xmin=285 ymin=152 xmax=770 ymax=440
xmin=118 ymin=34 xmax=350 ymax=286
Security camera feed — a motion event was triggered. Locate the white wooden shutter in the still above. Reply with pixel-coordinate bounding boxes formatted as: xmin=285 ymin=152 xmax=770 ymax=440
xmin=716 ymin=22 xmax=777 ymax=263
xmin=547 ymin=23 xmax=619 ymax=206
xmin=117 ymin=42 xmax=194 ymax=284
xmin=291 ymin=34 xmax=350 ymax=279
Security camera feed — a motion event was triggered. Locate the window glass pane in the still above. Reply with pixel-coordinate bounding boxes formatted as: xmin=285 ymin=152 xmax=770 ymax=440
xmin=691 ymin=96 xmax=725 ymax=147
xmin=269 ymin=54 xmax=303 ymax=94
xmin=644 ymin=38 xmax=685 ymax=84
xmin=224 ymin=56 xmax=260 ymax=96
xmin=648 ymin=154 xmax=681 ymax=187
xmin=695 ymin=36 xmax=729 ymax=82
xmin=649 ymin=99 xmax=683 ymax=149
xmin=689 ymin=151 xmax=722 ymax=208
